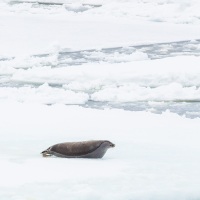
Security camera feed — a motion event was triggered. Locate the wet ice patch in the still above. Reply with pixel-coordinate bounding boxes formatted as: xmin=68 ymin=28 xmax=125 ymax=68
xmin=4 ymin=1 xmax=66 ymax=14
xmin=5 ymin=1 xmax=101 ymax=14
xmin=83 ymin=51 xmax=149 ymax=63
xmin=64 ymin=3 xmax=94 ymax=13
xmin=0 ymin=54 xmax=59 ymax=69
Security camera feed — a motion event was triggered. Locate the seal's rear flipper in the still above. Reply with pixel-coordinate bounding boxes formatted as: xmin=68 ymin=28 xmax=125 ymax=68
xmin=41 ymin=149 xmax=52 ymax=157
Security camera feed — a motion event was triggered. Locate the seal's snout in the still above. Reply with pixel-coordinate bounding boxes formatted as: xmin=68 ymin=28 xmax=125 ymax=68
xmin=110 ymin=143 xmax=115 ymax=148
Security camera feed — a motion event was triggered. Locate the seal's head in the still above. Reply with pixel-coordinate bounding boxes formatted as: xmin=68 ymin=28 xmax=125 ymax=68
xmin=101 ymin=141 xmax=115 ymax=149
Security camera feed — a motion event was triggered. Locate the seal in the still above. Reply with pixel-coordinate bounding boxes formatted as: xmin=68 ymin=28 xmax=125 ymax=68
xmin=41 ymin=140 xmax=115 ymax=158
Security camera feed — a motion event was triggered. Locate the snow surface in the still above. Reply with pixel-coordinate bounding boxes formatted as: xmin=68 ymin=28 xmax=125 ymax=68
xmin=1 ymin=103 xmax=200 ymax=200
xmin=1 ymin=0 xmax=200 ymax=199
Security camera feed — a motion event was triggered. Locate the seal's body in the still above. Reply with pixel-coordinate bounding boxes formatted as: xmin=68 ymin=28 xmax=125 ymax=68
xmin=41 ymin=140 xmax=115 ymax=158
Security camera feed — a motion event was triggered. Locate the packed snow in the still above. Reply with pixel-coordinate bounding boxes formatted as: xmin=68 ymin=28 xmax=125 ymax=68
xmin=1 ymin=0 xmax=200 ymax=199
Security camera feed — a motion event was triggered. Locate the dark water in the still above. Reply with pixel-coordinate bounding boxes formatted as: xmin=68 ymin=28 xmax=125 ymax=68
xmin=83 ymin=100 xmax=200 ymax=119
